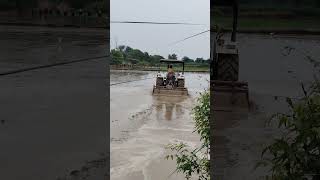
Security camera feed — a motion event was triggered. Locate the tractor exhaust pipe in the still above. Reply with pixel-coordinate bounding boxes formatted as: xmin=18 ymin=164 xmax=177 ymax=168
xmin=231 ymin=0 xmax=238 ymax=42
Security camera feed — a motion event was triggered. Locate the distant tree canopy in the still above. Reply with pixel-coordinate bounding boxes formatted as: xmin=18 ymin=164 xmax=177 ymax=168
xmin=110 ymin=46 xmax=209 ymax=66
xmin=0 ymin=0 xmax=107 ymax=12
xmin=111 ymin=45 xmax=164 ymax=65
xmin=168 ymin=54 xmax=178 ymax=60
xmin=0 ymin=0 xmax=15 ymax=10
xmin=182 ymin=56 xmax=194 ymax=63
xmin=0 ymin=0 xmax=37 ymax=10
xmin=195 ymin=57 xmax=206 ymax=63
xmin=212 ymin=0 xmax=320 ymax=8
xmin=68 ymin=0 xmax=107 ymax=12
xmin=237 ymin=0 xmax=314 ymax=6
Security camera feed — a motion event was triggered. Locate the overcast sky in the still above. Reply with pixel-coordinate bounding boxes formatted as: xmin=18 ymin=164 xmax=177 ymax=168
xmin=110 ymin=0 xmax=210 ymax=59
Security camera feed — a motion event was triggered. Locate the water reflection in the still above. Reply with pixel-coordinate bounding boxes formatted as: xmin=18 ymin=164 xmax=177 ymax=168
xmin=153 ymin=95 xmax=188 ymax=121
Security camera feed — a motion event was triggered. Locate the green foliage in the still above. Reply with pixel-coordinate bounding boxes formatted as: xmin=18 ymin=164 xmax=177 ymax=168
xmin=168 ymin=53 xmax=178 ymax=60
xmin=258 ymin=52 xmax=320 ymax=179
xmin=110 ymin=49 xmax=123 ymax=65
xmin=193 ymin=91 xmax=210 ymax=147
xmin=0 ymin=0 xmax=107 ymax=11
xmin=0 ymin=0 xmax=17 ymax=10
xmin=15 ymin=0 xmax=38 ymax=9
xmin=195 ymin=58 xmax=205 ymax=64
xmin=260 ymin=92 xmax=320 ymax=179
xmin=182 ymin=56 xmax=194 ymax=63
xmin=83 ymin=0 xmax=108 ymax=13
xmin=110 ymin=45 xmax=208 ymax=67
xmin=165 ymin=91 xmax=210 ymax=180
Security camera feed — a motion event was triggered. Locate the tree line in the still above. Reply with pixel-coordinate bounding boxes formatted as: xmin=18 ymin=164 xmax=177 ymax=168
xmin=238 ymin=0 xmax=320 ymax=7
xmin=213 ymin=0 xmax=320 ymax=8
xmin=110 ymin=45 xmax=210 ymax=66
xmin=0 ymin=0 xmax=108 ymax=13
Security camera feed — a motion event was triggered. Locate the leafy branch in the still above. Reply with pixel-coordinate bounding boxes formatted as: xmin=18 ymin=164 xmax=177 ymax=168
xmin=258 ymin=48 xmax=320 ymax=180
xmin=165 ymin=91 xmax=210 ymax=180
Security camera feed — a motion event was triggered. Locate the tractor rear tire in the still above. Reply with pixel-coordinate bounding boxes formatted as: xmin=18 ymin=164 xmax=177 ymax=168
xmin=178 ymin=79 xmax=185 ymax=87
xmin=156 ymin=77 xmax=164 ymax=86
xmin=217 ymin=54 xmax=239 ymax=81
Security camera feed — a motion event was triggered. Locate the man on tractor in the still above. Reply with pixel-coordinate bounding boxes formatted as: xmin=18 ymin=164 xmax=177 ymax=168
xmin=167 ymin=64 xmax=175 ymax=86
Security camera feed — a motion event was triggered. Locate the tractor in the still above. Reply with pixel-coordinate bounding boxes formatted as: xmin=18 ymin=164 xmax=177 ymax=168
xmin=211 ymin=0 xmax=250 ymax=108
xmin=152 ymin=59 xmax=188 ymax=96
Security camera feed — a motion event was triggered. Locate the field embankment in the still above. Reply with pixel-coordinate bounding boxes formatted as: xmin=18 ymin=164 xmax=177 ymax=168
xmin=110 ymin=64 xmax=209 ymax=72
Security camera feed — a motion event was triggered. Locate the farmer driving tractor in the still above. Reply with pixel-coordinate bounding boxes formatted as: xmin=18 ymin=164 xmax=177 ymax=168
xmin=167 ymin=64 xmax=175 ymax=85
xmin=152 ymin=59 xmax=188 ymax=96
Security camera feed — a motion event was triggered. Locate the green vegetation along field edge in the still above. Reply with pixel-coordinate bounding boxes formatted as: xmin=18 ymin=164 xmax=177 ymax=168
xmin=166 ymin=91 xmax=210 ymax=179
xmin=110 ymin=45 xmax=209 ymax=72
xmin=0 ymin=0 xmax=108 ymax=13
xmin=257 ymin=51 xmax=320 ymax=179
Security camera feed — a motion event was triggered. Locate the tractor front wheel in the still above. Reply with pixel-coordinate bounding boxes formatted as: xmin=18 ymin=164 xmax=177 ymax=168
xmin=156 ymin=77 xmax=164 ymax=86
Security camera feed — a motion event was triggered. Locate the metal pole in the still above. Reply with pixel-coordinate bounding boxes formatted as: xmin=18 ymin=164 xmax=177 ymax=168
xmin=182 ymin=62 xmax=184 ymax=74
xmin=210 ymin=33 xmax=215 ymax=81
xmin=231 ymin=0 xmax=238 ymax=42
xmin=210 ymin=0 xmax=215 ymax=81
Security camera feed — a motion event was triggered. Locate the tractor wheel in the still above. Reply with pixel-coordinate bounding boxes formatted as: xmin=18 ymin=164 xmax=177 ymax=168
xmin=156 ymin=77 xmax=164 ymax=86
xmin=178 ymin=79 xmax=185 ymax=87
xmin=217 ymin=54 xmax=239 ymax=81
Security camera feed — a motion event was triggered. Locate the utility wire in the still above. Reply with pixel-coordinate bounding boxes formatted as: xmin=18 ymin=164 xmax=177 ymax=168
xmin=110 ymin=21 xmax=204 ymax=25
xmin=0 ymin=23 xmax=207 ymax=77
xmin=168 ymin=29 xmax=210 ymax=46
xmin=0 ymin=55 xmax=109 ymax=76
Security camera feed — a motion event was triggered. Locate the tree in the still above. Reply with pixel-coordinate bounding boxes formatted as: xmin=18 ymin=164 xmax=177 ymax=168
xmin=316 ymin=0 xmax=320 ymax=7
xmin=168 ymin=53 xmax=178 ymax=60
xmin=182 ymin=56 xmax=194 ymax=63
xmin=150 ymin=55 xmax=164 ymax=66
xmin=0 ymin=0 xmax=16 ymax=10
xmin=14 ymin=0 xmax=38 ymax=14
xmin=143 ymin=52 xmax=150 ymax=61
xmin=117 ymin=45 xmax=127 ymax=61
xmin=68 ymin=0 xmax=90 ymax=9
xmin=127 ymin=49 xmax=144 ymax=61
xmin=124 ymin=46 xmax=133 ymax=54
xmin=118 ymin=45 xmax=126 ymax=52
xmin=110 ymin=49 xmax=123 ymax=65
xmin=110 ymin=45 xmax=209 ymax=68
xmin=195 ymin=58 xmax=205 ymax=64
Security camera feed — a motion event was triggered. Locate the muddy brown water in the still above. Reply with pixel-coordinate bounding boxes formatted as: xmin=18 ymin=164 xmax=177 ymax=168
xmin=212 ymin=33 xmax=320 ymax=179
xmin=110 ymin=70 xmax=209 ymax=180
xmin=0 ymin=26 xmax=108 ymax=180
xmin=0 ymin=24 xmax=320 ymax=180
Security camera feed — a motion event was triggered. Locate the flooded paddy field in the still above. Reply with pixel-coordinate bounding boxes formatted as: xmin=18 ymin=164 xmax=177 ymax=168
xmin=1 ymin=23 xmax=320 ymax=180
xmin=0 ymin=25 xmax=108 ymax=180
xmin=110 ymin=70 xmax=209 ymax=180
xmin=212 ymin=33 xmax=320 ymax=179
xmin=110 ymin=34 xmax=320 ymax=180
